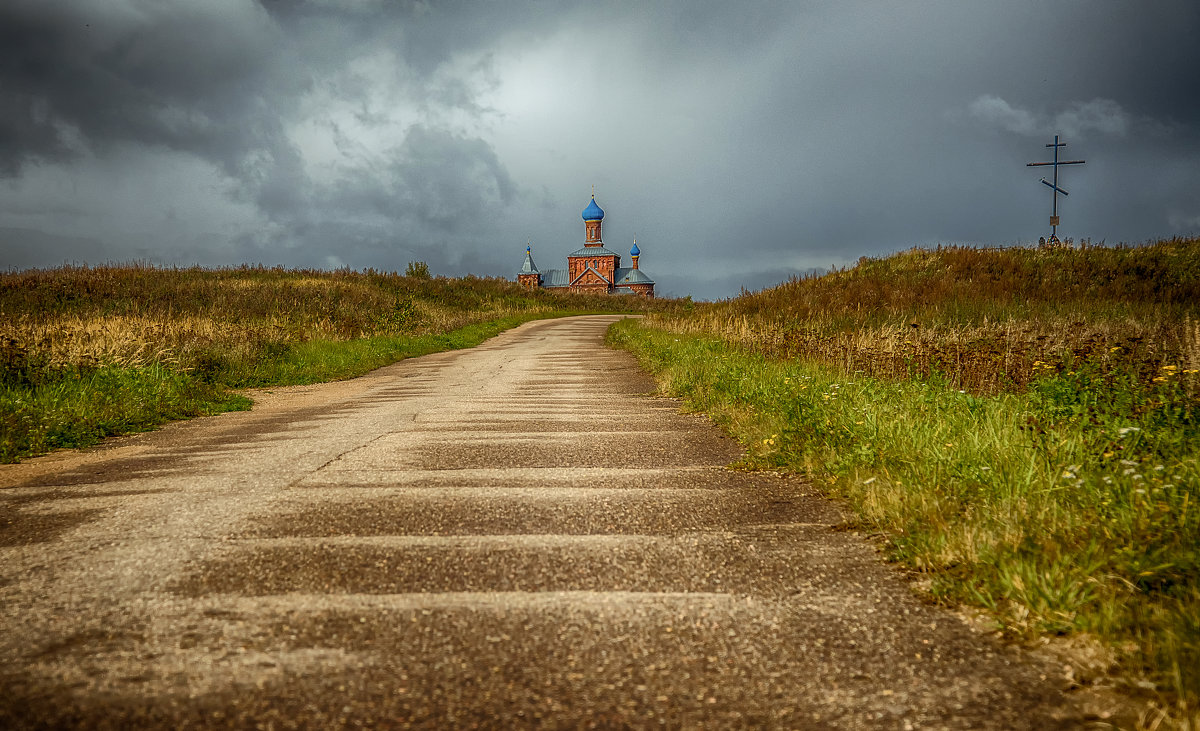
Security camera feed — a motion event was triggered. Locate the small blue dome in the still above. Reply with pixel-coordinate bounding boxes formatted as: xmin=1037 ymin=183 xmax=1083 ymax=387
xmin=581 ymin=196 xmax=604 ymax=221
xmin=630 ymin=242 xmax=640 ymax=256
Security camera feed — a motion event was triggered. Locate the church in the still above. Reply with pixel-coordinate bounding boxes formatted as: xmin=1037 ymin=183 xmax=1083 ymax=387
xmin=516 ymin=195 xmax=655 ymax=297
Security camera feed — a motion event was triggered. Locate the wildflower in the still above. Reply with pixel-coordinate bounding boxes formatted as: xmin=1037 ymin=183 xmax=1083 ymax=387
xmin=863 ymin=477 xmax=877 ymax=485
xmin=1116 ymin=427 xmax=1141 ymax=438
xmin=1120 ymin=459 xmax=1139 ymax=466
xmin=1102 ymin=451 xmax=1115 ymax=458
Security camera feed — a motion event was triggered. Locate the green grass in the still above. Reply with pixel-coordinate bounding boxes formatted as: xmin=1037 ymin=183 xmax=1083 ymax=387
xmin=0 ymin=364 xmax=251 ymax=460
xmin=0 ymin=311 xmax=601 ymax=462
xmin=203 ymin=312 xmax=593 ymax=388
xmin=610 ymin=309 xmax=1200 ymax=721
xmin=1 ymin=262 xmax=684 ymax=462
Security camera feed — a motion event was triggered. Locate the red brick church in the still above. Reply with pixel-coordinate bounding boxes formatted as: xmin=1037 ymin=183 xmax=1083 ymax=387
xmin=516 ymin=195 xmax=655 ymax=297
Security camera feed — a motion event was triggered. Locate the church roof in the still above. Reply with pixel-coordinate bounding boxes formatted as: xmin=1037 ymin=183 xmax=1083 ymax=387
xmin=570 ymin=265 xmax=612 ymax=286
xmin=540 ymin=269 xmax=569 ymax=287
xmin=581 ymin=196 xmax=604 ymax=221
xmin=518 ymin=247 xmax=539 ymax=274
xmin=630 ymin=241 xmax=640 ymax=256
xmin=568 ymin=245 xmax=620 ymax=257
xmin=614 ymin=267 xmax=654 ymax=285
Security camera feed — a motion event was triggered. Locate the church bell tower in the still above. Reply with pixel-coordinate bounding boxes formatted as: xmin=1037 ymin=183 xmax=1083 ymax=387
xmin=582 ymin=195 xmax=604 ymax=246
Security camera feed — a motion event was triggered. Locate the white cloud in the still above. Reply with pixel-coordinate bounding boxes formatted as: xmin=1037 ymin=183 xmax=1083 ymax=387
xmin=968 ymin=94 xmax=1038 ymax=135
xmin=1054 ymin=98 xmax=1130 ymax=138
xmin=969 ymin=95 xmax=1130 ymax=139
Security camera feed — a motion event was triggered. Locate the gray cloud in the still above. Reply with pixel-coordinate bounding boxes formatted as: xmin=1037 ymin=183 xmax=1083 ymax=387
xmin=1 ymin=1 xmax=1199 ymax=298
xmin=971 ymin=96 xmax=1131 ymax=140
xmin=970 ymin=96 xmax=1040 ymax=136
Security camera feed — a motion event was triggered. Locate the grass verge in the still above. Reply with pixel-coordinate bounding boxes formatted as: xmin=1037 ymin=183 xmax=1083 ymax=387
xmin=609 ymin=318 xmax=1199 ymax=723
xmin=1 ymin=311 xmax=584 ymax=462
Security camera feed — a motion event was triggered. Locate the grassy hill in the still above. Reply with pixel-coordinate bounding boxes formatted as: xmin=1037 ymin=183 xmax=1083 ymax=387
xmin=676 ymin=238 xmax=1200 ymax=393
xmin=0 ymin=264 xmax=674 ymax=462
xmin=610 ymin=237 xmax=1200 ymax=721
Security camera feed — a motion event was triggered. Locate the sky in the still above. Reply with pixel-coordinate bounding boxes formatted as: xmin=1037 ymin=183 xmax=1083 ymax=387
xmin=2 ymin=1 xmax=1198 ymax=300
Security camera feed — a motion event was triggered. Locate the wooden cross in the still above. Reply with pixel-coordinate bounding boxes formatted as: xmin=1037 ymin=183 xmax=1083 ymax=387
xmin=1026 ymin=134 xmax=1085 ymax=241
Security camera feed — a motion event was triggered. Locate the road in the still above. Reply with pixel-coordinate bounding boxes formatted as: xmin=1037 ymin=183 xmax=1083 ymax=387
xmin=1 ymin=315 xmax=1101 ymax=728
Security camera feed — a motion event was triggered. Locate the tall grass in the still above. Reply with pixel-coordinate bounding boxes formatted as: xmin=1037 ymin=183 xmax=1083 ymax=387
xmin=0 ymin=264 xmax=676 ymax=461
xmin=666 ymin=239 xmax=1200 ymax=394
xmin=611 ymin=238 xmax=1200 ymax=725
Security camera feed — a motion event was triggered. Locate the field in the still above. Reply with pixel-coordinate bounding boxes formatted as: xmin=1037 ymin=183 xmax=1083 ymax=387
xmin=609 ymin=238 xmax=1200 ymax=725
xmin=0 ymin=263 xmax=672 ymax=462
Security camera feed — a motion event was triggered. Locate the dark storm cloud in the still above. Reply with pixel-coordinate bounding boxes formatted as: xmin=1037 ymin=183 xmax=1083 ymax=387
xmin=239 ymin=125 xmax=517 ymax=271
xmin=0 ymin=0 xmax=301 ymax=174
xmin=0 ymin=0 xmax=531 ymax=270
xmin=1 ymin=1 xmax=1199 ymax=297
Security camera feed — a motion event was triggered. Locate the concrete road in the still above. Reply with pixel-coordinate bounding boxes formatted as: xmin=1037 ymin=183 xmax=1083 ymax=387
xmin=1 ymin=316 xmax=1100 ymax=728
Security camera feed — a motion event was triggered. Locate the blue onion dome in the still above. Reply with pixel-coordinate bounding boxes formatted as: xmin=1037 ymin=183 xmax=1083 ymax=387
xmin=630 ymin=241 xmax=640 ymax=256
xmin=581 ymin=195 xmax=604 ymax=221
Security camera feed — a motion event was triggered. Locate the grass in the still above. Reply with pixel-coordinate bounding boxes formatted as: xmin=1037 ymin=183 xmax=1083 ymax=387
xmin=608 ymin=238 xmax=1200 ymax=725
xmin=674 ymin=239 xmax=1200 ymax=394
xmin=1 ymin=263 xmax=677 ymax=462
